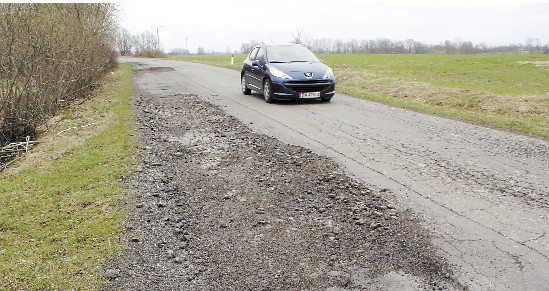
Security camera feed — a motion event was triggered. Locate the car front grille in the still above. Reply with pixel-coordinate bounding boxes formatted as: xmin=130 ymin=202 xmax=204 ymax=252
xmin=284 ymin=80 xmax=332 ymax=93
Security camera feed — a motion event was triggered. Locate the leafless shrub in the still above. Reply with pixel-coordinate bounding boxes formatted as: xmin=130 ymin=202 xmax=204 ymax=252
xmin=0 ymin=3 xmax=117 ymax=145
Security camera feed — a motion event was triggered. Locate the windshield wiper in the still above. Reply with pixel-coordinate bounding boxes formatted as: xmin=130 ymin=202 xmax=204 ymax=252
xmin=269 ymin=60 xmax=287 ymax=63
xmin=288 ymin=60 xmax=310 ymax=63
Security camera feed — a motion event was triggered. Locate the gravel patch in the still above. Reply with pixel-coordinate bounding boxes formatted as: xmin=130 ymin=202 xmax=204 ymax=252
xmin=104 ymin=79 xmax=463 ymax=290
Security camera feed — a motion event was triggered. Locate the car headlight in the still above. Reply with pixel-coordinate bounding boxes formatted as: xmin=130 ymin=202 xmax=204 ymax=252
xmin=323 ymin=68 xmax=335 ymax=80
xmin=267 ymin=65 xmax=292 ymax=80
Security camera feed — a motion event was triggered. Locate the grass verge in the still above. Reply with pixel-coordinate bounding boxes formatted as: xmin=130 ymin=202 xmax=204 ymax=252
xmin=0 ymin=64 xmax=136 ymax=289
xmin=171 ymin=53 xmax=548 ymax=139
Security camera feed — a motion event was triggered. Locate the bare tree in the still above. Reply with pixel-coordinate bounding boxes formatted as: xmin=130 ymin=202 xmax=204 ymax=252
xmin=292 ymin=27 xmax=304 ymax=44
xmin=292 ymin=27 xmax=310 ymax=47
xmin=404 ymin=39 xmax=415 ymax=54
xmin=443 ymin=40 xmax=456 ymax=54
xmin=377 ymin=38 xmax=394 ymax=53
xmin=135 ymin=32 xmax=157 ymax=52
xmin=525 ymin=37 xmax=542 ymax=53
xmin=359 ymin=40 xmax=370 ymax=53
xmin=240 ymin=40 xmax=258 ymax=54
xmin=459 ymin=41 xmax=474 ymax=54
xmin=133 ymin=31 xmax=165 ymax=58
xmin=117 ymin=28 xmax=134 ymax=56
xmin=334 ymin=39 xmax=343 ymax=54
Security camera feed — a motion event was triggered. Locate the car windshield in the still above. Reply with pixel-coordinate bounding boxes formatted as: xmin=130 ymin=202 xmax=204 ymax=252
xmin=266 ymin=45 xmax=320 ymax=63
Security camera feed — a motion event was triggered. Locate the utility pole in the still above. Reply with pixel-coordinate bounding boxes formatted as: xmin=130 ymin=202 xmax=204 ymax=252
xmin=152 ymin=25 xmax=163 ymax=50
xmin=156 ymin=26 xmax=159 ymax=48
xmin=183 ymin=36 xmax=190 ymax=53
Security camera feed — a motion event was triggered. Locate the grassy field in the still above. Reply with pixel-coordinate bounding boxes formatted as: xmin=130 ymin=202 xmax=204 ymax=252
xmin=0 ymin=64 xmax=136 ymax=289
xmin=170 ymin=53 xmax=549 ymax=138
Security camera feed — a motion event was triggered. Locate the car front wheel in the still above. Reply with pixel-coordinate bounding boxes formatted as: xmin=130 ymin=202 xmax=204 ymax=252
xmin=241 ymin=75 xmax=251 ymax=95
xmin=263 ymin=79 xmax=274 ymax=103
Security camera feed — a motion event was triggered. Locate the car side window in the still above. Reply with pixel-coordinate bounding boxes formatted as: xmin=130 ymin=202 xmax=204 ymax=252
xmin=248 ymin=47 xmax=259 ymax=61
xmin=256 ymin=47 xmax=266 ymax=64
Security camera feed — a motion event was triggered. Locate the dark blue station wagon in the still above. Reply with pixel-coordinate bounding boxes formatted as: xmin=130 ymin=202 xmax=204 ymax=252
xmin=241 ymin=43 xmax=336 ymax=103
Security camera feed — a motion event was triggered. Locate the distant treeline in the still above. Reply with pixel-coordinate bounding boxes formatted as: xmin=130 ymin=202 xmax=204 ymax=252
xmin=240 ymin=38 xmax=549 ymax=55
xmin=0 ymin=4 xmax=117 ymax=145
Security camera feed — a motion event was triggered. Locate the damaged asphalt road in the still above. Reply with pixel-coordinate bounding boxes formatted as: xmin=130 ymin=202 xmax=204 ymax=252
xmin=105 ymin=71 xmax=461 ymax=290
xmin=107 ymin=58 xmax=549 ymax=290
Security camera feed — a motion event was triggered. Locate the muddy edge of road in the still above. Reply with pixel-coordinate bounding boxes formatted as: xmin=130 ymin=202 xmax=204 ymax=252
xmin=104 ymin=68 xmax=464 ymax=290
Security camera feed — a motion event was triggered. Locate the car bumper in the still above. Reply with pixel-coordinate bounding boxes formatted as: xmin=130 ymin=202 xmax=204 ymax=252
xmin=271 ymin=79 xmax=336 ymax=100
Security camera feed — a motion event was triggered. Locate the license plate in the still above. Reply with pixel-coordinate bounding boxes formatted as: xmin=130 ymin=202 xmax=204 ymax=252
xmin=300 ymin=92 xmax=320 ymax=98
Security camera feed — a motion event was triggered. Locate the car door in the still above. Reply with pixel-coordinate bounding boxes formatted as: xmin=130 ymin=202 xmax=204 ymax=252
xmin=253 ymin=46 xmax=267 ymax=89
xmin=244 ymin=47 xmax=261 ymax=92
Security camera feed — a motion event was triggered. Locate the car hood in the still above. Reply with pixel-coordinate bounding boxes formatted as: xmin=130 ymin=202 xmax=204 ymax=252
xmin=269 ymin=62 xmax=329 ymax=80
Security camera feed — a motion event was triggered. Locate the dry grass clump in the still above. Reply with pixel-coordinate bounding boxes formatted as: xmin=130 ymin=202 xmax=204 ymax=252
xmin=336 ymin=67 xmax=548 ymax=137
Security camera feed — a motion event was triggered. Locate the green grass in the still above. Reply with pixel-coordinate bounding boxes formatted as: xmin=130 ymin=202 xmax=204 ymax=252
xmin=319 ymin=54 xmax=549 ymax=96
xmin=171 ymin=53 xmax=548 ymax=138
xmin=0 ymin=64 xmax=136 ymax=289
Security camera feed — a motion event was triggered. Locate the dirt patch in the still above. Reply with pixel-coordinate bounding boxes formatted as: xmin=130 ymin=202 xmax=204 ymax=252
xmin=517 ymin=61 xmax=549 ymax=67
xmin=104 ymin=80 xmax=463 ymax=289
xmin=123 ymin=64 xmax=176 ymax=73
xmin=142 ymin=66 xmax=175 ymax=72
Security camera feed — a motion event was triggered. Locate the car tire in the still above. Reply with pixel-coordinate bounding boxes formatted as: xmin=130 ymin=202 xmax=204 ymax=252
xmin=241 ymin=75 xmax=251 ymax=95
xmin=263 ymin=79 xmax=274 ymax=103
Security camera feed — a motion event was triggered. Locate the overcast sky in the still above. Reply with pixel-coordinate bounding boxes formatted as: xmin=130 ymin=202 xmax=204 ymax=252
xmin=117 ymin=1 xmax=549 ymax=53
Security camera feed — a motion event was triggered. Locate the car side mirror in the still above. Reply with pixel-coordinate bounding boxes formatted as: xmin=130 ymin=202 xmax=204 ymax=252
xmin=252 ymin=60 xmax=260 ymax=67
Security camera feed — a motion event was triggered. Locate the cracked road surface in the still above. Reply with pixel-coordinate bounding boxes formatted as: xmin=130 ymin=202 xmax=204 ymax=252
xmin=117 ymin=58 xmax=548 ymax=290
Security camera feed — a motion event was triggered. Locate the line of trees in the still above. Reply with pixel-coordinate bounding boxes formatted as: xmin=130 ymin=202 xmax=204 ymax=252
xmin=304 ymin=37 xmax=548 ymax=54
xmin=117 ymin=28 xmax=208 ymax=56
xmin=240 ymin=37 xmax=548 ymax=55
xmin=117 ymin=28 xmax=165 ymax=58
xmin=0 ymin=4 xmax=117 ymax=145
